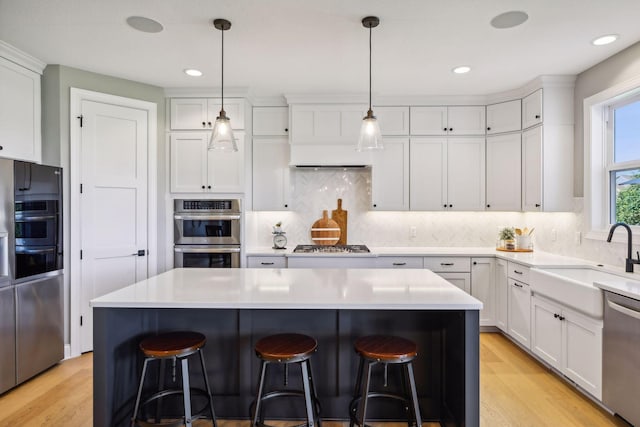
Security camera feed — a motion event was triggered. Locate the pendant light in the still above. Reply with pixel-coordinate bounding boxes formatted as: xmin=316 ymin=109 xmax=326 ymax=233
xmin=357 ymin=16 xmax=383 ymax=152
xmin=208 ymin=18 xmax=238 ymax=152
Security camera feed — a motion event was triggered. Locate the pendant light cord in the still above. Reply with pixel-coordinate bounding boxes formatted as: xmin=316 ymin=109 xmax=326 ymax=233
xmin=221 ymin=26 xmax=225 ymax=113
xmin=368 ymin=24 xmax=372 ymax=112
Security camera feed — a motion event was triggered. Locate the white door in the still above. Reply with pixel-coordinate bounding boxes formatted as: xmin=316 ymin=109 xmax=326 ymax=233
xmin=79 ymin=100 xmax=149 ymax=353
xmin=531 ymin=296 xmax=562 ymax=368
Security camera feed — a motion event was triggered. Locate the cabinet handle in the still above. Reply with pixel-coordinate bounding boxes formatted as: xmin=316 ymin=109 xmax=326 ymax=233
xmin=535 ymin=203 xmax=541 ymax=207
xmin=535 ymin=115 xmax=540 ymax=119
xmin=440 ymin=262 xmax=454 ymax=266
xmin=261 ymin=262 xmax=274 ymax=265
xmin=393 ymin=262 xmax=407 ymax=266
xmin=553 ymin=313 xmax=559 ymax=319
xmin=513 ymin=282 xmax=523 ymax=288
xmin=559 ymin=315 xmax=565 ymax=321
xmin=513 ymin=270 xmax=523 ymax=275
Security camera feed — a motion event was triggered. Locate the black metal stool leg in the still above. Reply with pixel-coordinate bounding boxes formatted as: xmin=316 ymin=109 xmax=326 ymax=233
xmin=181 ymin=357 xmax=193 ymax=427
xmin=300 ymin=360 xmax=316 ymax=427
xmin=198 ymin=349 xmax=217 ymax=427
xmin=132 ymin=358 xmax=150 ymax=426
xmin=349 ymin=356 xmax=365 ymax=427
xmin=306 ymin=359 xmax=322 ymax=427
xmin=406 ymin=362 xmax=422 ymax=427
xmin=356 ymin=361 xmax=373 ymax=427
xmin=252 ymin=360 xmax=268 ymax=427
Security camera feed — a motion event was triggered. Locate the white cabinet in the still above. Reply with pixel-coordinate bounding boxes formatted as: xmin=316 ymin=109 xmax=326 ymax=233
xmin=410 ymin=106 xmax=486 ymax=136
xmin=495 ymin=258 xmax=509 ymax=332
xmin=425 ymin=256 xmax=471 ymax=293
xmin=471 ymin=258 xmax=495 ymax=327
xmin=522 ymin=126 xmax=543 ymax=211
xmin=247 ymin=256 xmax=287 ymax=268
xmin=170 ymin=132 xmax=245 ymax=193
xmin=522 ymin=89 xmax=543 ymax=129
xmin=375 ymin=256 xmax=423 ymax=268
xmin=438 ymin=273 xmax=471 ymax=294
xmin=376 ymin=107 xmax=409 ymax=135
xmin=486 ymin=133 xmax=521 ymax=211
xmin=508 ymin=279 xmax=531 ymax=349
xmin=170 ymin=98 xmax=245 ymax=130
xmin=253 ymin=107 xmax=288 ymax=136
xmin=531 ymin=294 xmax=602 ymax=399
xmin=410 ymin=137 xmax=485 ymax=211
xmin=0 ymin=56 xmax=41 ymax=163
xmin=287 ymin=256 xmax=376 ymax=268
xmin=252 ymin=137 xmax=290 ymax=210
xmin=289 ymin=104 xmax=365 ymax=144
xmin=486 ymin=100 xmax=521 ymax=135
xmin=371 ymin=138 xmax=409 ymax=210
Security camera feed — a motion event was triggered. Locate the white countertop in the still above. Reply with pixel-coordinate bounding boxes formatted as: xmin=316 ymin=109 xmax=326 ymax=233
xmin=594 ymin=278 xmax=640 ymax=300
xmin=91 ymin=267 xmax=482 ymax=310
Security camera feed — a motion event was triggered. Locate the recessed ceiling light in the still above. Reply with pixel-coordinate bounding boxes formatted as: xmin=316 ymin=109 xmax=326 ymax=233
xmin=490 ymin=11 xmax=529 ymax=29
xmin=453 ymin=66 xmax=471 ymax=74
xmin=126 ymin=16 xmax=163 ymax=33
xmin=184 ymin=69 xmax=203 ymax=77
xmin=592 ymin=34 xmax=619 ymax=46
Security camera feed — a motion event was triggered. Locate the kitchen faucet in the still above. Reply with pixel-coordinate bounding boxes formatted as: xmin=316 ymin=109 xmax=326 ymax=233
xmin=606 ymin=222 xmax=640 ymax=272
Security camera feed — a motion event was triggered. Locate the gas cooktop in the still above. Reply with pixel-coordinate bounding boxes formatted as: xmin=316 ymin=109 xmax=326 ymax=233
xmin=292 ymin=245 xmax=370 ymax=254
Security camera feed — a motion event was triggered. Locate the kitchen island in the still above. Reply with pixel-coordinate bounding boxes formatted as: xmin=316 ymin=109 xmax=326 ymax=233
xmin=91 ymin=268 xmax=482 ymax=427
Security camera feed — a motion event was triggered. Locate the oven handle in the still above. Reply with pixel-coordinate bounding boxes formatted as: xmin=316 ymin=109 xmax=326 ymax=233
xmin=174 ymin=214 xmax=241 ymax=221
xmin=174 ymin=246 xmax=241 ymax=254
xmin=15 ymin=247 xmax=56 ymax=254
xmin=15 ymin=215 xmax=57 ymax=221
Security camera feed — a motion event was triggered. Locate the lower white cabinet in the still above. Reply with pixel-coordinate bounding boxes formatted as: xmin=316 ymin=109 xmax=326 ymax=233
xmin=494 ymin=258 xmax=509 ymax=332
xmin=371 ymin=138 xmax=409 ymax=210
xmin=170 ymin=132 xmax=245 ymax=193
xmin=531 ymin=295 xmax=602 ymax=399
xmin=508 ymin=279 xmax=531 ymax=349
xmin=438 ymin=272 xmax=471 ymax=294
xmin=425 ymin=256 xmax=472 ymax=293
xmin=471 ymin=258 xmax=495 ymax=326
xmin=252 ymin=137 xmax=290 ymax=210
xmin=375 ymin=256 xmax=423 ymax=268
xmin=287 ymin=256 xmax=376 ymax=269
xmin=247 ymin=256 xmax=287 ymax=268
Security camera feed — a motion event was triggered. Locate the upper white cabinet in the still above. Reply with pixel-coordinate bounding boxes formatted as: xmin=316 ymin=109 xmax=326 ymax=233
xmin=170 ymin=98 xmax=245 ymax=130
xmin=252 ymin=137 xmax=290 ymax=210
xmin=375 ymin=106 xmax=409 ymax=135
xmin=410 ymin=137 xmax=485 ymax=211
xmin=170 ymin=132 xmax=245 ymax=193
xmin=253 ymin=106 xmax=288 ymax=136
xmin=289 ymin=104 xmax=365 ymax=144
xmin=0 ymin=45 xmax=43 ymax=163
xmin=522 ymin=126 xmax=543 ymax=211
xmin=471 ymin=258 xmax=496 ymax=326
xmin=371 ymin=138 xmax=409 ymax=210
xmin=486 ymin=99 xmax=521 ymax=135
xmin=522 ymin=89 xmax=543 ymax=129
xmin=486 ymin=133 xmax=521 ymax=211
xmin=410 ymin=106 xmax=486 ymax=136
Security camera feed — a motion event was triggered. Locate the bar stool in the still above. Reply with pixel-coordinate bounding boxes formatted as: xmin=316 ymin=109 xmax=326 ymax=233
xmin=349 ymin=335 xmax=422 ymax=427
xmin=131 ymin=331 xmax=217 ymax=427
xmin=251 ymin=333 xmax=322 ymax=427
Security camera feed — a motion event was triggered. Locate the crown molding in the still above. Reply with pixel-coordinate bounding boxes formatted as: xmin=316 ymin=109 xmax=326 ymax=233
xmin=0 ymin=40 xmax=46 ymax=74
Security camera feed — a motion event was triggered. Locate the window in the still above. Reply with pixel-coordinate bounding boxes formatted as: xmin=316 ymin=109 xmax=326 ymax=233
xmin=607 ymin=97 xmax=640 ymax=226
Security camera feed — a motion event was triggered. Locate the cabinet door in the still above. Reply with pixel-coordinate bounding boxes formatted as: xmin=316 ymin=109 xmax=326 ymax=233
xmin=438 ymin=272 xmax=471 ymax=294
xmin=170 ymin=98 xmax=209 ymax=130
xmin=0 ymin=57 xmax=41 ymax=163
xmin=410 ymin=138 xmax=447 ymax=210
xmin=522 ymin=89 xmax=543 ymax=129
xmin=207 ymin=99 xmax=245 ymax=130
xmin=508 ymin=280 xmax=531 ymax=348
xmin=447 ymin=137 xmax=485 ymax=211
xmin=170 ymin=133 xmax=208 ymax=192
xmin=375 ymin=257 xmax=423 ymax=268
xmin=471 ymin=258 xmax=495 ymax=326
xmin=522 ymin=126 xmax=543 ymax=211
xmin=253 ymin=137 xmax=290 ymax=210
xmin=410 ymin=107 xmax=448 ymax=135
xmin=371 ymin=138 xmax=409 ymax=210
xmin=376 ymin=106 xmax=409 ymax=135
xmin=531 ymin=296 xmax=562 ymax=369
xmin=207 ymin=133 xmax=245 ymax=192
xmin=253 ymin=107 xmax=288 ymax=136
xmin=486 ymin=100 xmax=521 ymax=134
xmin=495 ymin=258 xmax=509 ymax=332
xmin=563 ymin=309 xmax=602 ymax=399
xmin=447 ymin=106 xmax=486 ymax=136
xmin=486 ymin=134 xmax=521 ymax=211
xmin=290 ymin=104 xmax=366 ymax=144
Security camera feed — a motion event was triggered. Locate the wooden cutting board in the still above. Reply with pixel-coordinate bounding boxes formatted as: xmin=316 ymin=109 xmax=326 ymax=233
xmin=331 ymin=199 xmax=348 ymax=245
xmin=310 ymin=210 xmax=341 ymax=245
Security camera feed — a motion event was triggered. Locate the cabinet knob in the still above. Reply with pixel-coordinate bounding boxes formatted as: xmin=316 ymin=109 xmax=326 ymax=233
xmin=207 ymin=121 xmax=212 ymax=127
xmin=373 ymin=204 xmax=377 ymax=208
xmin=473 ymin=261 xmax=477 ymax=265
xmin=449 ymin=204 xmax=453 ymax=208
xmin=201 ymin=185 xmax=205 ymax=189
xmin=284 ymin=204 xmax=288 ymax=208
xmin=487 ymin=127 xmax=491 ymax=131
xmin=202 ymin=121 xmax=206 ymax=127
xmin=486 ymin=204 xmax=491 ymax=208
xmin=535 ymin=115 xmax=541 ymax=119
xmin=559 ymin=316 xmax=565 ymax=321
xmin=207 ymin=185 xmax=211 ymax=189
xmin=554 ymin=313 xmax=559 ymax=318
xmin=449 ymin=128 xmax=453 ymax=131
xmin=285 ymin=128 xmax=289 ymax=132
xmin=443 ymin=204 xmax=447 ymax=208
xmin=535 ymin=203 xmax=541 ymax=207
xmin=0 ymin=145 xmax=3 ymax=150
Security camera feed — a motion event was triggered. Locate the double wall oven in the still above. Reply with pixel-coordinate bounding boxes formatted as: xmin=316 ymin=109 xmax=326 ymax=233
xmin=174 ymin=199 xmax=241 ymax=268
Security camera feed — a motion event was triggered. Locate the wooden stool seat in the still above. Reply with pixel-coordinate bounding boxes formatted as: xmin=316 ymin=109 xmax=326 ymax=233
xmin=139 ymin=331 xmax=206 ymax=358
xmin=255 ymin=333 xmax=317 ymax=363
xmin=354 ymin=335 xmax=418 ymax=363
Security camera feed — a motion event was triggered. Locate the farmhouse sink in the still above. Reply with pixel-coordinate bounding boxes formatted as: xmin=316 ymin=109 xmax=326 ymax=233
xmin=528 ymin=267 xmax=623 ymax=319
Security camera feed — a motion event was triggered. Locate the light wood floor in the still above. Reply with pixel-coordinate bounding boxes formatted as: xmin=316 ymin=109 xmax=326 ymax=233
xmin=0 ymin=333 xmax=629 ymax=427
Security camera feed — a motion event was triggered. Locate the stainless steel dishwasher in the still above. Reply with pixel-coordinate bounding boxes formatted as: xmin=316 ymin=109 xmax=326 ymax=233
xmin=603 ymin=290 xmax=640 ymax=426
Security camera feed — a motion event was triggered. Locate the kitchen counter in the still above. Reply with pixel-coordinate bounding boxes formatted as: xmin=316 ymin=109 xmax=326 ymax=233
xmin=92 ymin=268 xmax=481 ymax=426
xmin=594 ymin=277 xmax=640 ymax=300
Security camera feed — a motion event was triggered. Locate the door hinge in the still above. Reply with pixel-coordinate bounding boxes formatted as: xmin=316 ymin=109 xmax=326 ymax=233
xmin=80 ymin=315 xmax=83 ymax=326
xmin=80 ymin=250 xmax=83 ymax=260
xmin=77 ymin=115 xmax=83 ymax=127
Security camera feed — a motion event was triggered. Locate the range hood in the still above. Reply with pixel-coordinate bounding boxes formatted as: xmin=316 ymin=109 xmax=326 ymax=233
xmin=289 ymin=144 xmax=373 ymax=168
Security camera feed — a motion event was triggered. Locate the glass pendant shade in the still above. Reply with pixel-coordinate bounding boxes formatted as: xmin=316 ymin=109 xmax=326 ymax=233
xmin=357 ymin=111 xmax=383 ymax=151
xmin=208 ymin=111 xmax=237 ymax=152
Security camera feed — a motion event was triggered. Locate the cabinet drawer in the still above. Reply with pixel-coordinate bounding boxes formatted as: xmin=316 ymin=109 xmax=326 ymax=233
xmin=507 ymin=261 xmax=530 ymax=282
xmin=375 ymin=257 xmax=423 ymax=269
xmin=424 ymin=257 xmax=471 ymax=272
xmin=247 ymin=256 xmax=287 ymax=268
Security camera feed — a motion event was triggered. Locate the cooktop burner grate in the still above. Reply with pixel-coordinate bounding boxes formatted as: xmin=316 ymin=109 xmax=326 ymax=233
xmin=292 ymin=245 xmax=370 ymax=254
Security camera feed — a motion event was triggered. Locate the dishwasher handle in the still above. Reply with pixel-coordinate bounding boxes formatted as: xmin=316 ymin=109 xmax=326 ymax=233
xmin=608 ymin=299 xmax=640 ymax=321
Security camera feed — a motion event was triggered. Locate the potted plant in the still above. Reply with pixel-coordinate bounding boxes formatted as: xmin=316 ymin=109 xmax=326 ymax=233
xmin=498 ymin=227 xmax=516 ymax=250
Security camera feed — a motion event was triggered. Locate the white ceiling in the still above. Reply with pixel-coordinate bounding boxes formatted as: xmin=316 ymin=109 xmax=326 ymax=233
xmin=2 ymin=0 xmax=640 ymax=98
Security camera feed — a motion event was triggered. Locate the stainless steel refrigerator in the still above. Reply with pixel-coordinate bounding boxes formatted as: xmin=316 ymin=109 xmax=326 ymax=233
xmin=0 ymin=158 xmax=63 ymax=394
